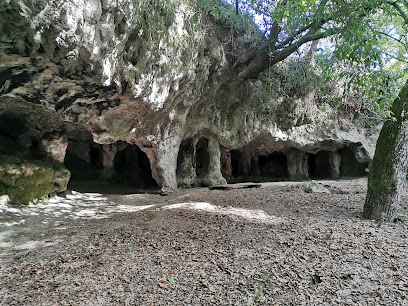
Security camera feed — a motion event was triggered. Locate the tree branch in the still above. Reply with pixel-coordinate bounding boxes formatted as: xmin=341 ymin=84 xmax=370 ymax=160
xmin=237 ymin=28 xmax=340 ymax=80
xmin=375 ymin=30 xmax=408 ymax=50
xmin=275 ymin=0 xmax=331 ymax=49
xmin=246 ymin=2 xmax=273 ymax=18
xmin=268 ymin=22 xmax=281 ymax=51
xmin=270 ymin=28 xmax=341 ymax=66
xmin=276 ymin=16 xmax=333 ymax=50
xmin=383 ymin=51 xmax=408 ymax=63
xmin=387 ymin=0 xmax=408 ymax=24
xmin=235 ymin=0 xmax=380 ymax=80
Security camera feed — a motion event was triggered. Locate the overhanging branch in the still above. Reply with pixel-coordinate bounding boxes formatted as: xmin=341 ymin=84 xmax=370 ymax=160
xmin=237 ymin=27 xmax=340 ymax=80
xmin=387 ymin=0 xmax=408 ymax=24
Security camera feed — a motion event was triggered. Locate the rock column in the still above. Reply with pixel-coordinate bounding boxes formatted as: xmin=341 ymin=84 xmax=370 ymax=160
xmin=101 ymin=144 xmax=118 ymax=179
xmin=176 ymin=139 xmax=196 ymax=187
xmin=287 ymin=150 xmax=309 ymax=180
xmin=330 ymin=151 xmax=341 ymax=178
xmin=203 ymin=137 xmax=227 ymax=186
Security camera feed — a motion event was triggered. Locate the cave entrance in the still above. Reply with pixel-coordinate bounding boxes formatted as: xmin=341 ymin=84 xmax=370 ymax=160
xmin=258 ymin=152 xmax=289 ymax=180
xmin=0 ymin=112 xmax=27 ymax=141
xmin=195 ymin=137 xmax=209 ymax=177
xmin=339 ymin=147 xmax=368 ymax=177
xmin=308 ymin=151 xmax=331 ymax=179
xmin=113 ymin=144 xmax=158 ymax=189
xmin=64 ymin=139 xmax=104 ymax=180
xmin=176 ymin=138 xmax=195 ymax=187
xmin=64 ymin=136 xmax=158 ymax=193
xmin=177 ymin=139 xmax=194 ymax=176
xmin=0 ymin=112 xmax=41 ymax=157
xmin=231 ymin=149 xmax=244 ymax=177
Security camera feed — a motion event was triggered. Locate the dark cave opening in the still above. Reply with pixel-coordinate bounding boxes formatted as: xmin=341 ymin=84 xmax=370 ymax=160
xmin=0 ymin=113 xmax=27 ymax=155
xmin=176 ymin=138 xmax=194 ymax=177
xmin=339 ymin=147 xmax=368 ymax=177
xmin=29 ymin=138 xmax=42 ymax=158
xmin=113 ymin=143 xmax=158 ymax=188
xmin=0 ymin=113 xmax=27 ymax=139
xmin=0 ymin=112 xmax=46 ymax=159
xmin=258 ymin=152 xmax=289 ymax=180
xmin=64 ymin=137 xmax=158 ymax=192
xmin=195 ymin=137 xmax=209 ymax=177
xmin=308 ymin=151 xmax=331 ymax=179
xmin=89 ymin=145 xmax=102 ymax=168
xmin=64 ymin=139 xmax=104 ymax=180
xmin=231 ymin=149 xmax=244 ymax=177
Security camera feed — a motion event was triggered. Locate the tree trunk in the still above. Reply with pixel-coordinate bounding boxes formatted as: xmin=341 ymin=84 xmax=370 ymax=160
xmin=364 ymin=81 xmax=408 ymax=221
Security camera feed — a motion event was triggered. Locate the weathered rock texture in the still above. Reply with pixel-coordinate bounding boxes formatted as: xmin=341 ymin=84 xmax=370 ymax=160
xmin=0 ymin=96 xmax=70 ymax=203
xmin=0 ymin=0 xmax=378 ymax=202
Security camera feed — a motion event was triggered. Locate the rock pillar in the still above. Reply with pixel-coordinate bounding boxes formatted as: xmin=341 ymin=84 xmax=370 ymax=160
xmin=330 ymin=151 xmax=341 ymax=178
xmin=220 ymin=148 xmax=232 ymax=179
xmin=287 ymin=150 xmax=309 ymax=180
xmin=101 ymin=143 xmax=118 ymax=178
xmin=202 ymin=137 xmax=227 ymax=186
xmin=156 ymin=134 xmax=181 ymax=192
xmin=176 ymin=138 xmax=196 ymax=187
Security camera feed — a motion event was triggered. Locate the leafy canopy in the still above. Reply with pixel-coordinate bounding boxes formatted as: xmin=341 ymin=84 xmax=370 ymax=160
xmin=198 ymin=0 xmax=408 ymax=117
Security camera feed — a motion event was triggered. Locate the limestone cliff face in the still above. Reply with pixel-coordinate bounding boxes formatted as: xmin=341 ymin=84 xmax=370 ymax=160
xmin=0 ymin=0 xmax=378 ymax=202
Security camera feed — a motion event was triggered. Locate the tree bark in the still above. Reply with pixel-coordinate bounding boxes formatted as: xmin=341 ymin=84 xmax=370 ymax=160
xmin=363 ymin=81 xmax=408 ymax=221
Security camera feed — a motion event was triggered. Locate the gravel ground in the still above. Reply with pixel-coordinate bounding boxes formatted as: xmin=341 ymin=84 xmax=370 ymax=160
xmin=0 ymin=178 xmax=407 ymax=305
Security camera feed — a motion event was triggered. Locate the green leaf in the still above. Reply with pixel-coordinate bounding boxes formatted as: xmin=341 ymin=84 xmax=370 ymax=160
xmin=168 ymin=278 xmax=176 ymax=283
xmin=204 ymin=297 xmax=210 ymax=301
xmin=114 ymin=234 xmax=119 ymax=239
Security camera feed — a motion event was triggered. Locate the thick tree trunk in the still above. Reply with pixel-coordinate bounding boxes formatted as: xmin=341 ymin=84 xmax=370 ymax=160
xmin=364 ymin=81 xmax=408 ymax=221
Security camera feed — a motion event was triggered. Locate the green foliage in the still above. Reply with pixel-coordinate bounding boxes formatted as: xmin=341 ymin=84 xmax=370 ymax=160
xmin=394 ymin=209 xmax=408 ymax=222
xmin=249 ymin=274 xmax=270 ymax=305
xmin=362 ymin=117 xmax=381 ymax=128
xmin=134 ymin=0 xmax=175 ymax=40
xmin=270 ymin=57 xmax=324 ymax=97
xmin=198 ymin=0 xmax=408 ymax=118
xmin=198 ymin=0 xmax=260 ymax=41
xmin=315 ymin=0 xmax=407 ymax=115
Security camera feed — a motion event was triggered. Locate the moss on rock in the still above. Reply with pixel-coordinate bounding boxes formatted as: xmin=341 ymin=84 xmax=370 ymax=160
xmin=0 ymin=153 xmax=70 ymax=204
xmin=0 ymin=96 xmax=69 ymax=204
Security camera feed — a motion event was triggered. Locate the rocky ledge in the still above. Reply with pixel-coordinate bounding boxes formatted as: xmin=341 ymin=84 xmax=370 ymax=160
xmin=0 ymin=0 xmax=379 ymax=203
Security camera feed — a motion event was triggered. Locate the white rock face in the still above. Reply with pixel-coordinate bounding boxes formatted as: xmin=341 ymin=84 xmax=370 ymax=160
xmin=28 ymin=0 xmax=209 ymax=110
xmin=0 ymin=195 xmax=10 ymax=206
xmin=305 ymin=181 xmax=331 ymax=194
xmin=41 ymin=137 xmax=68 ymax=163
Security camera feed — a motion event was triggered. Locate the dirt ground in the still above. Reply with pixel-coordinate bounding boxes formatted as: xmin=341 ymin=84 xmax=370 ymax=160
xmin=0 ymin=179 xmax=407 ymax=305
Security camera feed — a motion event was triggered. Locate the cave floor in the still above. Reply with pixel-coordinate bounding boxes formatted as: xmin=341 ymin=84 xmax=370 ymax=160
xmin=0 ymin=178 xmax=407 ymax=305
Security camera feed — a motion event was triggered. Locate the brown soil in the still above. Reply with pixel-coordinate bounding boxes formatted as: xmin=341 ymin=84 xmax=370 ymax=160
xmin=1 ymin=179 xmax=407 ymax=305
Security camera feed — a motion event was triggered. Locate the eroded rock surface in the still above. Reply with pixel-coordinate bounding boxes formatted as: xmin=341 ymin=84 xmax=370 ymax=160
xmin=0 ymin=0 xmax=379 ymax=202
